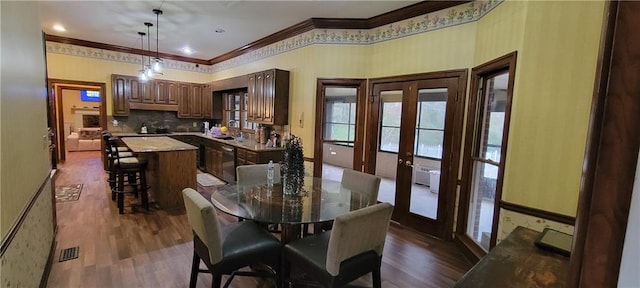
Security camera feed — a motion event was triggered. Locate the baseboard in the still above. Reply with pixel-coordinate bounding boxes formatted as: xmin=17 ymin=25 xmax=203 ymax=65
xmin=40 ymin=226 xmax=58 ymax=288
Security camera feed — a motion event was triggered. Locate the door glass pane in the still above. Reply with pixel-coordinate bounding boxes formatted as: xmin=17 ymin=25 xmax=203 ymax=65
xmin=466 ymin=161 xmax=497 ymax=251
xmin=375 ymin=90 xmax=402 ymax=206
xmin=322 ymin=87 xmax=357 ymax=182
xmin=410 ymin=88 xmax=446 ymax=219
xmin=478 ymin=73 xmax=508 ymax=162
xmin=323 ymin=88 xmax=356 ymax=143
xmin=466 ymin=71 xmax=509 ymax=251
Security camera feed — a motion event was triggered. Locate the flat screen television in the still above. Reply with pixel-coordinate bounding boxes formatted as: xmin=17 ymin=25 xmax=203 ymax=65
xmin=80 ymin=90 xmax=101 ymax=102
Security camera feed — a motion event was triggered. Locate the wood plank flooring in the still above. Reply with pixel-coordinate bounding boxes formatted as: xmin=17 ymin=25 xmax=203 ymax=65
xmin=47 ymin=151 xmax=472 ymax=288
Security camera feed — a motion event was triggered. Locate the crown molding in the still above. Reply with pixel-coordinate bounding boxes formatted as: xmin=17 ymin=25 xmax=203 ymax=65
xmin=44 ymin=34 xmax=210 ymax=65
xmin=45 ymin=1 xmax=469 ymax=66
xmin=208 ymin=1 xmax=469 ymax=64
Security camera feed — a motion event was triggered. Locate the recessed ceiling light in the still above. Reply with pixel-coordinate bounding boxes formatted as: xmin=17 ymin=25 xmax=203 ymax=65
xmin=53 ymin=24 xmax=66 ymax=32
xmin=215 ymin=29 xmax=225 ymax=33
xmin=181 ymin=47 xmax=194 ymax=55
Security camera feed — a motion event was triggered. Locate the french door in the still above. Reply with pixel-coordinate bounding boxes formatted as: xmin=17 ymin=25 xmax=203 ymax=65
xmin=366 ymin=70 xmax=466 ymax=239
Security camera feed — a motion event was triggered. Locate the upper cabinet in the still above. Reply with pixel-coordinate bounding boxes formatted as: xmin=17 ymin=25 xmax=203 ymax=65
xmin=155 ymin=80 xmax=178 ymax=104
xmin=111 ymin=74 xmax=218 ymax=119
xmin=111 ymin=75 xmax=130 ymax=116
xmin=246 ymin=69 xmax=289 ymax=125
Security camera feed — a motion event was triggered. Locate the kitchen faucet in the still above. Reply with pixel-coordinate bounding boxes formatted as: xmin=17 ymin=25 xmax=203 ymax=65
xmin=227 ymin=120 xmax=237 ymax=137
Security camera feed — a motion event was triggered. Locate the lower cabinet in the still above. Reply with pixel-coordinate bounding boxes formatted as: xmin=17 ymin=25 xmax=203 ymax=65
xmin=236 ymin=147 xmax=283 ymax=166
xmin=205 ymin=145 xmax=224 ymax=179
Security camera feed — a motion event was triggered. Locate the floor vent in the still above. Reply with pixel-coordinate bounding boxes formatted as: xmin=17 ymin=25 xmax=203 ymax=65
xmin=58 ymin=246 xmax=79 ymax=262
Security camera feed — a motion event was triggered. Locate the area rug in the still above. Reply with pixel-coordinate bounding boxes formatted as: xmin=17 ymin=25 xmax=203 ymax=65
xmin=55 ymin=184 xmax=83 ymax=202
xmin=197 ymin=173 xmax=226 ymax=187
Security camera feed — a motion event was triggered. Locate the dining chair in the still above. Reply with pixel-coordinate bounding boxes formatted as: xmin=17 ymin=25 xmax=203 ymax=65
xmin=236 ymin=163 xmax=283 ymax=231
xmin=182 ymin=188 xmax=282 ymax=288
xmin=305 ymin=169 xmax=381 ymax=236
xmin=236 ymin=163 xmax=282 ymax=186
xmin=284 ymin=202 xmax=394 ymax=288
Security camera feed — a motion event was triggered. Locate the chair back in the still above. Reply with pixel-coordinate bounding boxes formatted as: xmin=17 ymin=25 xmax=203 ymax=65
xmin=236 ymin=163 xmax=281 ymax=186
xmin=325 ymin=202 xmax=393 ymax=276
xmin=341 ymin=169 xmax=381 ymax=200
xmin=182 ymin=188 xmax=223 ymax=264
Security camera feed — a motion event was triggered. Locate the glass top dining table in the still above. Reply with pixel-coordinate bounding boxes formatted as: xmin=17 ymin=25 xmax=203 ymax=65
xmin=210 ymin=176 xmax=376 ymax=243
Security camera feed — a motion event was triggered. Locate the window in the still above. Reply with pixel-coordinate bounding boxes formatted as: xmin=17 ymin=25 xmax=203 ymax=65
xmin=324 ymin=96 xmax=356 ymax=146
xmin=223 ymin=90 xmax=256 ymax=132
xmin=380 ymin=91 xmax=447 ymax=160
xmin=458 ymin=51 xmax=516 ymax=254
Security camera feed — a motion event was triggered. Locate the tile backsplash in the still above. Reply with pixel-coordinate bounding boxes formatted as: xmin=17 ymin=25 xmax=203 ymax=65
xmin=107 ymin=110 xmax=220 ymax=133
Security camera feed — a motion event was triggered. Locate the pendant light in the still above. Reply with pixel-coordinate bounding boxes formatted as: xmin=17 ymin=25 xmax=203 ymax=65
xmin=152 ymin=9 xmax=164 ymax=74
xmin=137 ymin=32 xmax=148 ymax=82
xmin=144 ymin=22 xmax=154 ymax=79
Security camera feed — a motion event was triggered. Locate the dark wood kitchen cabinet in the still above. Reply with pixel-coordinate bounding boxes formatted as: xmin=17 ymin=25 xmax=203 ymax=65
xmin=203 ymin=140 xmax=224 ymax=179
xmin=154 ymin=80 xmax=179 ymax=104
xmin=129 ymin=78 xmax=153 ymax=103
xmin=178 ymin=83 xmax=206 ymax=119
xmin=246 ymin=69 xmax=289 ymax=125
xmin=111 ymin=75 xmax=130 ymax=116
xmin=236 ymin=147 xmax=283 ymax=166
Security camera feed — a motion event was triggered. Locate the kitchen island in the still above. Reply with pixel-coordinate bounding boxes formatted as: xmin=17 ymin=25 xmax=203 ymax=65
xmin=121 ymin=136 xmax=197 ymax=210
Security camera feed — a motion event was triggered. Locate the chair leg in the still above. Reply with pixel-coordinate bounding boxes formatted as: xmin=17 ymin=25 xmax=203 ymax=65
xmin=117 ymin=172 xmax=125 ymax=214
xmin=189 ymin=251 xmax=200 ymax=288
xmin=140 ymin=170 xmax=149 ymax=210
xmin=372 ymin=261 xmax=382 ymax=288
xmin=212 ymin=275 xmax=222 ymax=288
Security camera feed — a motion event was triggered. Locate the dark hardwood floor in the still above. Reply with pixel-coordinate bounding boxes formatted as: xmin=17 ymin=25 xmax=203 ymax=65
xmin=47 ymin=151 xmax=472 ymax=288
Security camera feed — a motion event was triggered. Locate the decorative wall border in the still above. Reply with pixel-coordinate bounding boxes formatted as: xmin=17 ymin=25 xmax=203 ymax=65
xmin=45 ymin=0 xmax=503 ymax=75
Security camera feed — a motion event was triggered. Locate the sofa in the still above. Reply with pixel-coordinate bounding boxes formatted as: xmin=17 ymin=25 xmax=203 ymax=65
xmin=67 ymin=127 xmax=102 ymax=151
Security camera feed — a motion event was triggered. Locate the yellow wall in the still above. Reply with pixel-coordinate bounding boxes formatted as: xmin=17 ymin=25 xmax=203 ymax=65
xmin=46 ymin=54 xmax=211 ymax=116
xmin=501 ymin=0 xmax=604 ymax=215
xmin=61 ymin=89 xmax=100 ymax=124
xmin=1 ymin=1 xmax=52 ymax=236
xmin=1 ymin=2 xmax=56 ymax=287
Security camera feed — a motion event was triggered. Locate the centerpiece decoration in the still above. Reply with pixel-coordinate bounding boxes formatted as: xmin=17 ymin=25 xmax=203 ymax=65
xmin=280 ymin=135 xmax=304 ymax=195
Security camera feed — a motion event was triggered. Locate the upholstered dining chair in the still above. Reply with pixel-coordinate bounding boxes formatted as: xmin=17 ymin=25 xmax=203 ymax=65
xmin=236 ymin=163 xmax=282 ymax=231
xmin=305 ymin=169 xmax=382 ymax=236
xmin=284 ymin=202 xmax=394 ymax=288
xmin=236 ymin=163 xmax=282 ymax=186
xmin=182 ymin=188 xmax=282 ymax=288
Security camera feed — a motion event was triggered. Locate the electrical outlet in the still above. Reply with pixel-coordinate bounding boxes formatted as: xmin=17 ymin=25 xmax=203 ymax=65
xmin=193 ymin=122 xmax=197 ymax=127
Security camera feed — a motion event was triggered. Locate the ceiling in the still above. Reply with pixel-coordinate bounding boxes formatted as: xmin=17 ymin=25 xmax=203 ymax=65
xmin=39 ymin=1 xmax=422 ymax=62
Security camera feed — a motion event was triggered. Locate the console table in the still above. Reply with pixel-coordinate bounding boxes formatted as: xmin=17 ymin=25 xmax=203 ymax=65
xmin=455 ymin=226 xmax=570 ymax=287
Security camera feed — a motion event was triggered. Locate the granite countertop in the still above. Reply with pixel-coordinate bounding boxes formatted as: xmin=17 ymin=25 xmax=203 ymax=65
xmin=192 ymin=133 xmax=286 ymax=152
xmin=112 ymin=132 xmax=286 ymax=152
xmin=121 ymin=136 xmax=198 ymax=153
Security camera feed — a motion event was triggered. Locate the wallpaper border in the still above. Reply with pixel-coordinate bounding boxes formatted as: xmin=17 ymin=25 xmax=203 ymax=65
xmin=44 ymin=0 xmax=503 ymax=75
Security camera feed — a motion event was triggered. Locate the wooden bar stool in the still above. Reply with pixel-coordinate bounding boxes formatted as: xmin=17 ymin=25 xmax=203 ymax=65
xmin=103 ymin=132 xmax=134 ymax=191
xmin=107 ymin=137 xmax=150 ymax=214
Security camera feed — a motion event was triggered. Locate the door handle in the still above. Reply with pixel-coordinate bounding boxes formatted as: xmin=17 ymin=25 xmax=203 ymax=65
xmin=398 ymin=159 xmax=403 ymax=165
xmin=405 ymin=160 xmax=412 ymax=167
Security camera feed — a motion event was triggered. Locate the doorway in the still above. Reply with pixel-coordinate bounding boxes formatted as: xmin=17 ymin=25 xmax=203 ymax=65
xmin=47 ymin=79 xmax=107 ymax=164
xmin=365 ymin=70 xmax=467 ymax=239
xmin=313 ymin=79 xmax=367 ymax=179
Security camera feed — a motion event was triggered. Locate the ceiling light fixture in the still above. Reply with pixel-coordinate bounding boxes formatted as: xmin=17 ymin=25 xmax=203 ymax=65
xmin=152 ymin=9 xmax=164 ymax=74
xmin=144 ymin=22 xmax=154 ymax=79
xmin=137 ymin=32 xmax=148 ymax=82
xmin=53 ymin=24 xmax=66 ymax=32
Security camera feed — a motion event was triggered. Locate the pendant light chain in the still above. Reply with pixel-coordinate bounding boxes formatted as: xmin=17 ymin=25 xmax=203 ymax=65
xmin=144 ymin=22 xmax=154 ymax=78
xmin=152 ymin=9 xmax=164 ymax=74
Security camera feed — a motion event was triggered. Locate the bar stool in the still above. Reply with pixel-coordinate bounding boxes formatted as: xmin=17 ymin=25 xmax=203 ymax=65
xmin=103 ymin=132 xmax=134 ymax=191
xmin=107 ymin=137 xmax=150 ymax=214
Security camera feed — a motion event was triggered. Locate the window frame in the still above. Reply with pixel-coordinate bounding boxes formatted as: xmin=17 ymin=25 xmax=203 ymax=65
xmin=456 ymin=51 xmax=517 ymax=260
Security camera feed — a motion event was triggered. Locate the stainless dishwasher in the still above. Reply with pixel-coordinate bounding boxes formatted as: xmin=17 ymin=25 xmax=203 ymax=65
xmin=221 ymin=145 xmax=236 ymax=183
